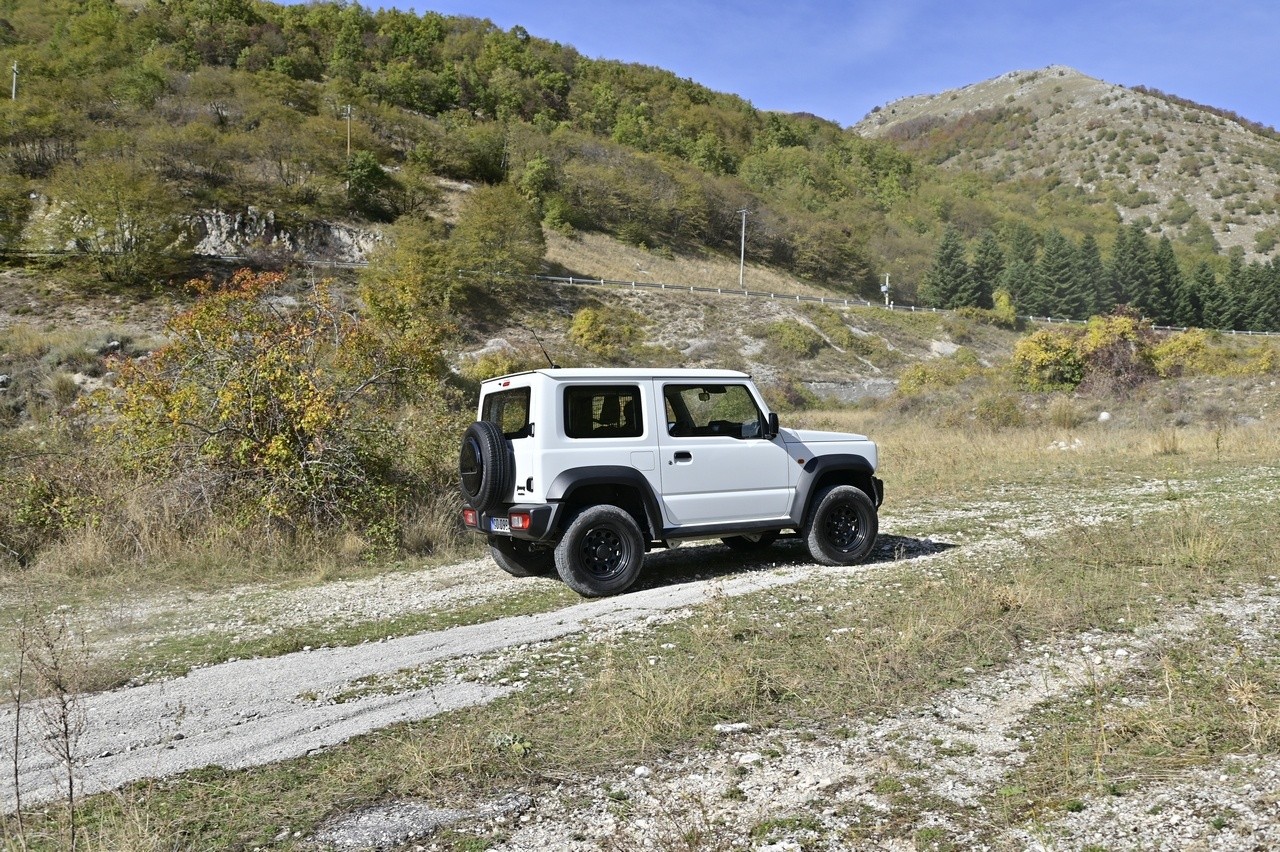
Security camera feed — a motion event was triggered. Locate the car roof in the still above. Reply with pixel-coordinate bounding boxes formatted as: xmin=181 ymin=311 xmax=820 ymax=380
xmin=481 ymin=367 xmax=752 ymax=384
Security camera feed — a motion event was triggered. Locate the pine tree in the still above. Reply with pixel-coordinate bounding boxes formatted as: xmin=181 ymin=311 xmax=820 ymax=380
xmin=1151 ymin=236 xmax=1182 ymax=326
xmin=1000 ymin=222 xmax=1039 ymax=311
xmin=1241 ymin=259 xmax=1280 ymax=332
xmin=1000 ymin=257 xmax=1036 ymax=315
xmin=1003 ymin=222 xmax=1039 ymax=267
xmin=1076 ymin=233 xmax=1106 ymax=317
xmin=919 ymin=226 xmax=971 ymax=308
xmin=1036 ymin=229 xmax=1085 ymax=319
xmin=968 ymin=230 xmax=1003 ymax=310
xmin=1177 ymin=261 xmax=1212 ymax=327
xmin=1262 ymin=260 xmax=1280 ymax=332
xmin=1109 ymin=223 xmax=1157 ymax=318
xmin=1220 ymin=250 xmax=1248 ymax=331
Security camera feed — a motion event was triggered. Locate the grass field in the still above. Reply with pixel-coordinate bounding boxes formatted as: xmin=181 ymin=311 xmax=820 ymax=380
xmin=5 ymin=394 xmax=1279 ymax=850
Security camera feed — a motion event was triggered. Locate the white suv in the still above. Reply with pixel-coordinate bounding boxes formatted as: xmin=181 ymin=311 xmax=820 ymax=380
xmin=460 ymin=368 xmax=883 ymax=596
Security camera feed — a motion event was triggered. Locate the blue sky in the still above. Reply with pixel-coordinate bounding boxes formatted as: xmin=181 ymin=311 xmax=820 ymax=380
xmin=342 ymin=1 xmax=1279 ymax=131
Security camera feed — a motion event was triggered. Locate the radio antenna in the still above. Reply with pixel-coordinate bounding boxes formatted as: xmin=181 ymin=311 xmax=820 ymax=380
xmin=528 ymin=326 xmax=558 ymax=369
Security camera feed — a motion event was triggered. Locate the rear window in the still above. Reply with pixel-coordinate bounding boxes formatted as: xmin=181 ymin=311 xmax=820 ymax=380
xmin=481 ymin=387 xmax=531 ymax=438
xmin=564 ymin=385 xmax=643 ymax=439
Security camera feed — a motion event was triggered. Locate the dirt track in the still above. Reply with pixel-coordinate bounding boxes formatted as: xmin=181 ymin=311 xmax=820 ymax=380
xmin=3 ymin=547 xmax=898 ymax=812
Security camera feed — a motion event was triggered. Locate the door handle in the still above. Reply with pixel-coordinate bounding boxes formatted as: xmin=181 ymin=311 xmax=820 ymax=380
xmin=673 ymin=451 xmax=693 ymax=462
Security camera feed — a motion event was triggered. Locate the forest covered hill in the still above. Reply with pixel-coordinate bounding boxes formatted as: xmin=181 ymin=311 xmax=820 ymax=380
xmin=1 ymin=1 xmax=1278 ymax=329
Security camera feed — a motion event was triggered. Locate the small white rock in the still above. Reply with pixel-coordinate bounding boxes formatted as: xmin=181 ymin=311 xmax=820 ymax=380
xmin=633 ymin=765 xmax=651 ymax=779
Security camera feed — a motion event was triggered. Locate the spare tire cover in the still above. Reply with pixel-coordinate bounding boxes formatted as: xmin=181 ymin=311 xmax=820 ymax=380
xmin=459 ymin=420 xmax=513 ymax=512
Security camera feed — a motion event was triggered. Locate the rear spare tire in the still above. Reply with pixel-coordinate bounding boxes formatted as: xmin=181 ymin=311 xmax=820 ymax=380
xmin=459 ymin=420 xmax=512 ymax=513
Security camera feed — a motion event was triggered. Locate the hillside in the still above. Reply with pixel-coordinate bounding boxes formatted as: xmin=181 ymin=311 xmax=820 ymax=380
xmin=1 ymin=2 xmax=1278 ymax=329
xmin=855 ymin=65 xmax=1280 ymax=260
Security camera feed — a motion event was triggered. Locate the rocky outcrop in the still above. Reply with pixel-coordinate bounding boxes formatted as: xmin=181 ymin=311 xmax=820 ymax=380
xmin=185 ymin=208 xmax=384 ymax=264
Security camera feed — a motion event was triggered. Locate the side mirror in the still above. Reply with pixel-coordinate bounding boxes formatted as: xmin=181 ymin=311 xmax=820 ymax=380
xmin=764 ymin=412 xmax=779 ymax=440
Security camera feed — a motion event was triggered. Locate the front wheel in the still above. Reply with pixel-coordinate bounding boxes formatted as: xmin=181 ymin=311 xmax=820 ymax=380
xmin=803 ymin=485 xmax=878 ymax=566
xmin=489 ymin=537 xmax=554 ymax=577
xmin=554 ymin=505 xmax=645 ymax=597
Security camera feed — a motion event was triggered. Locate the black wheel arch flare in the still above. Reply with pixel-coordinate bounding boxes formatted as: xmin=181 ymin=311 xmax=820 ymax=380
xmin=546 ymin=466 xmax=665 ymax=540
xmin=790 ymin=454 xmax=883 ymax=526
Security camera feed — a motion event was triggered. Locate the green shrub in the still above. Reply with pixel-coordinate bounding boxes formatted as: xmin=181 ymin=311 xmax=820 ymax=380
xmin=460 ymin=349 xmax=547 ymax=383
xmin=0 ymin=447 xmax=101 ymax=568
xmin=956 ymin=289 xmax=1021 ymax=330
xmin=765 ymin=320 xmax=825 ymax=359
xmin=1047 ymin=395 xmax=1084 ymax=429
xmin=802 ymin=305 xmax=857 ymax=348
xmin=568 ymin=305 xmax=647 ymax=360
xmin=898 ymin=349 xmax=984 ymax=394
xmin=759 ymin=378 xmax=821 ymax=411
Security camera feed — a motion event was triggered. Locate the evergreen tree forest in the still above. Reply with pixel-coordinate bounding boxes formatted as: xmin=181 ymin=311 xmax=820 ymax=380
xmin=919 ymin=221 xmax=1280 ymax=331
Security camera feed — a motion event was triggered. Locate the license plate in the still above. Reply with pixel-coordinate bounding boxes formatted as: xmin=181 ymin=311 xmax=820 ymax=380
xmin=489 ymin=517 xmax=510 ymax=533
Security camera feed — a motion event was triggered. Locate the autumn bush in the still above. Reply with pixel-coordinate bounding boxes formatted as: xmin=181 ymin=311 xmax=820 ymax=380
xmin=955 ymin=289 xmax=1021 ymax=330
xmin=94 ymin=269 xmax=464 ymax=554
xmin=1011 ymin=310 xmax=1161 ymax=393
xmin=1152 ymin=329 xmax=1280 ymax=378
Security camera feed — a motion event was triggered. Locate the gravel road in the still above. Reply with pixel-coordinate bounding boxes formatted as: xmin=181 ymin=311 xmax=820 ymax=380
xmin=2 ymin=547 xmax=896 ymax=812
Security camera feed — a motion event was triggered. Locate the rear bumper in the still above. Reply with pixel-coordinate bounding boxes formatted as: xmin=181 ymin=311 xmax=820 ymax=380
xmin=462 ymin=502 xmax=562 ymax=542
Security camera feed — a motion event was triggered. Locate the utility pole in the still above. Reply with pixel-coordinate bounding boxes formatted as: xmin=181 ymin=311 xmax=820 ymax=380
xmin=882 ymin=272 xmax=890 ymax=306
xmin=342 ymin=104 xmax=352 ymax=193
xmin=343 ymin=104 xmax=352 ymax=158
xmin=10 ymin=61 xmax=16 ymax=101
xmin=737 ymin=208 xmax=748 ymax=289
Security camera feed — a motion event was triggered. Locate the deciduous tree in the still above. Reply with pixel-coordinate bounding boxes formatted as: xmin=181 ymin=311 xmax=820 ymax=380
xmin=37 ymin=159 xmax=185 ymax=286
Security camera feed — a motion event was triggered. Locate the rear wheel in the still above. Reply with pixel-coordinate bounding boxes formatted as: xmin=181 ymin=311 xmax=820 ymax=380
xmin=803 ymin=485 xmax=877 ymax=566
xmin=554 ymin=505 xmax=645 ymax=597
xmin=721 ymin=531 xmax=780 ymax=551
xmin=489 ymin=537 xmax=554 ymax=577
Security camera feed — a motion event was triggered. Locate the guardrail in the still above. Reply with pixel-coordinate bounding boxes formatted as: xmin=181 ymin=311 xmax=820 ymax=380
xmin=520 ymin=273 xmax=1280 ymax=338
xmin=5 ymin=249 xmax=1277 ymax=337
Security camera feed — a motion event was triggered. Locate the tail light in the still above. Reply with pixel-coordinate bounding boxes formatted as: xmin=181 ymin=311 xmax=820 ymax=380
xmin=510 ymin=512 xmax=531 ymax=530
xmin=461 ymin=507 xmax=478 ymax=527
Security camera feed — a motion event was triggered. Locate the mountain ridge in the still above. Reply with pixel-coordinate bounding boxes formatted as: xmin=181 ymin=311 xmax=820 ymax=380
xmin=854 ymin=65 xmax=1280 ymax=260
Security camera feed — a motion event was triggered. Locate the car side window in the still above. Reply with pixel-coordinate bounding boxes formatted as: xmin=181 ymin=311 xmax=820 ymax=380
xmin=663 ymin=384 xmax=765 ymax=439
xmin=564 ymin=385 xmax=644 ymax=439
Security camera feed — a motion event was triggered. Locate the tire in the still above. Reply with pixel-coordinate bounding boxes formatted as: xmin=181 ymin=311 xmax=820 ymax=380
xmin=721 ymin=531 xmax=780 ymax=551
xmin=803 ymin=485 xmax=878 ymax=566
xmin=554 ymin=505 xmax=645 ymax=597
xmin=489 ymin=537 xmax=554 ymax=578
xmin=459 ymin=421 xmax=512 ymax=513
